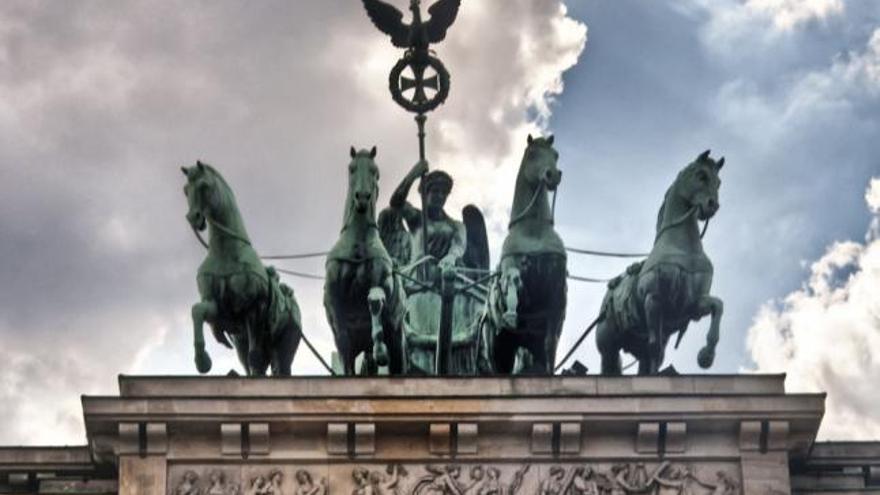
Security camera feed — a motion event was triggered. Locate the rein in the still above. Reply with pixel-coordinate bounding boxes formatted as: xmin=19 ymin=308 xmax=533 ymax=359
xmin=190 ymin=215 xmax=252 ymax=251
xmin=653 ymin=206 xmax=711 ymax=243
xmin=509 ymin=180 xmax=556 ymax=228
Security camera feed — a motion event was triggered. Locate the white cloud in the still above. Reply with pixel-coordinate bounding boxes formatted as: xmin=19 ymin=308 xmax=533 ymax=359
xmin=746 ymin=0 xmax=844 ymax=31
xmin=0 ymin=1 xmax=586 ymax=444
xmin=713 ymin=27 xmax=880 ymax=146
xmin=746 ymin=178 xmax=880 ymax=439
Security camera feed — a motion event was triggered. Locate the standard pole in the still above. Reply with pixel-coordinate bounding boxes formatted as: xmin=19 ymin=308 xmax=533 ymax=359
xmin=415 ymin=113 xmax=429 ymax=280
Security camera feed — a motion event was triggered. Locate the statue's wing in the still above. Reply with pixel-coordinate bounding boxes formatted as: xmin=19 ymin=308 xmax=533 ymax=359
xmin=378 ymin=206 xmax=412 ymax=267
xmin=461 ymin=204 xmax=489 ymax=271
xmin=425 ymin=0 xmax=461 ymax=43
xmin=362 ymin=0 xmax=411 ymax=48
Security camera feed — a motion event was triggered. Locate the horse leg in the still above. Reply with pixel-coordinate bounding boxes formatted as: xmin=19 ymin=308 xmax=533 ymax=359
xmin=643 ymin=292 xmax=664 ymax=375
xmin=596 ymin=318 xmax=622 ymax=375
xmin=244 ymin=315 xmax=269 ymax=376
xmin=540 ymin=319 xmax=559 ymax=374
xmin=230 ymin=331 xmax=250 ymax=375
xmin=695 ymin=295 xmax=723 ymax=369
xmin=325 ymin=262 xmax=355 ymax=375
xmin=270 ymin=318 xmax=300 ymax=376
xmin=493 ymin=330 xmax=517 ymax=374
xmin=191 ymin=300 xmax=217 ymax=373
xmin=368 ymin=287 xmax=389 ymax=368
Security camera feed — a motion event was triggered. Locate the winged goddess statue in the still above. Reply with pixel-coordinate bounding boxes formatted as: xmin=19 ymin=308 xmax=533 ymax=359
xmin=362 ymin=0 xmax=461 ymax=52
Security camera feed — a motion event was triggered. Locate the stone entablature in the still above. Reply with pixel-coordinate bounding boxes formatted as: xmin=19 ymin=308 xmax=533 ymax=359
xmin=8 ymin=375 xmax=878 ymax=495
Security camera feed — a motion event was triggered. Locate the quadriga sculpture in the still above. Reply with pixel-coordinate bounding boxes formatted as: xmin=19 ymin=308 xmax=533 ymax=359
xmin=324 ymin=147 xmax=406 ymax=375
xmin=481 ymin=134 xmax=567 ymax=374
xmin=182 ymin=161 xmax=302 ymax=375
xmin=596 ymin=150 xmax=724 ymax=375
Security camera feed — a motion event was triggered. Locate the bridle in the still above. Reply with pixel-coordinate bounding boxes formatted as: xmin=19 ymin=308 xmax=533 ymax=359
xmin=508 ymin=178 xmax=559 ymax=228
xmin=186 ymin=180 xmax=251 ymax=250
xmin=654 ymin=205 xmax=711 ymax=244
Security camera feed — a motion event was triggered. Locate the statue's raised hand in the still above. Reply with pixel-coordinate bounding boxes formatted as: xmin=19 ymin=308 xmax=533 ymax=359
xmin=413 ymin=159 xmax=429 ymax=177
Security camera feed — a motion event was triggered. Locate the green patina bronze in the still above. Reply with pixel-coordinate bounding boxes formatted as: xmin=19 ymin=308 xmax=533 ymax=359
xmin=182 ymin=161 xmax=302 ymax=376
xmin=480 ymin=134 xmax=567 ymax=374
xmin=324 ymin=147 xmax=406 ymax=375
xmin=595 ymin=150 xmax=725 ymax=375
xmin=378 ymin=159 xmax=489 ymax=375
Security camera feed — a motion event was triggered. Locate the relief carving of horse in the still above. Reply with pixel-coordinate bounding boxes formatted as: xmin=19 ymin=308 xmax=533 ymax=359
xmin=596 ymin=150 xmax=725 ymax=375
xmin=481 ymin=134 xmax=567 ymax=374
xmin=182 ymin=161 xmax=302 ymax=375
xmin=324 ymin=147 xmax=406 ymax=375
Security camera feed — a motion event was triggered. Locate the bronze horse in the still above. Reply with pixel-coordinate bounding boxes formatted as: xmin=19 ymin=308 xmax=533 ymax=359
xmin=324 ymin=147 xmax=406 ymax=375
xmin=182 ymin=161 xmax=302 ymax=375
xmin=596 ymin=150 xmax=724 ymax=375
xmin=481 ymin=134 xmax=567 ymax=374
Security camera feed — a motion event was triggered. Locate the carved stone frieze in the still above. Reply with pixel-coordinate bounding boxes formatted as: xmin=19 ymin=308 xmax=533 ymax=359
xmin=169 ymin=463 xmax=739 ymax=495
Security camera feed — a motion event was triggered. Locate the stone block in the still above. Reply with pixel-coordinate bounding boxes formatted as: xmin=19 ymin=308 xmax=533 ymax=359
xmin=767 ymin=421 xmax=789 ymax=451
xmin=531 ymin=423 xmax=553 ymax=454
xmin=637 ymin=423 xmax=659 ymax=454
xmin=327 ymin=423 xmax=348 ymax=455
xmin=868 ymin=466 xmax=880 ymax=486
xmin=145 ymin=423 xmax=166 ymax=455
xmin=429 ymin=423 xmax=451 ymax=454
xmin=354 ymin=423 xmax=375 ymax=455
xmin=220 ymin=423 xmax=241 ymax=456
xmin=666 ymin=422 xmax=687 ymax=453
xmin=118 ymin=456 xmax=166 ymax=495
xmin=8 ymin=473 xmax=29 ymax=486
xmin=118 ymin=423 xmax=140 ymax=455
xmin=741 ymin=451 xmax=791 ymax=495
xmin=559 ymin=423 xmax=581 ymax=455
xmin=457 ymin=423 xmax=478 ymax=455
xmin=249 ymin=423 xmax=270 ymax=455
xmin=739 ymin=421 xmax=762 ymax=451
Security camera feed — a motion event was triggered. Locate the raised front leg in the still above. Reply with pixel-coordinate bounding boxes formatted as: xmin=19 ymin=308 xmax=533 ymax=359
xmin=191 ymin=300 xmax=218 ymax=373
xmin=368 ymin=287 xmax=388 ymax=368
xmin=694 ymin=295 xmax=723 ymax=369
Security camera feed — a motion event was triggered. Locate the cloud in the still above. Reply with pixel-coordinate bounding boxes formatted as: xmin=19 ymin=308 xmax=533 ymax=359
xmin=746 ymin=178 xmax=880 ymax=439
xmin=0 ymin=1 xmax=585 ymax=444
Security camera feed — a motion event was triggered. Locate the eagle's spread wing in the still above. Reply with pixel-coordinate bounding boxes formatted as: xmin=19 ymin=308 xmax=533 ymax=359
xmin=425 ymin=0 xmax=461 ymax=44
xmin=362 ymin=0 xmax=410 ymax=48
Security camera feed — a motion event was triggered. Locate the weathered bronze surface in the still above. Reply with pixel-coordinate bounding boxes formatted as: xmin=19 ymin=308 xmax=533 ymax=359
xmin=324 ymin=147 xmax=406 ymax=376
xmin=379 ymin=159 xmax=489 ymax=375
xmin=481 ymin=135 xmax=567 ymax=375
xmin=596 ymin=150 xmax=725 ymax=375
xmin=182 ymin=162 xmax=302 ymax=375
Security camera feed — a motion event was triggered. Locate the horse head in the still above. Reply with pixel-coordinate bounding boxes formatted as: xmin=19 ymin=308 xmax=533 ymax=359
xmin=673 ymin=150 xmax=724 ymax=221
xmin=522 ymin=134 xmax=561 ymax=192
xmin=345 ymin=146 xmax=380 ymax=227
xmin=181 ymin=160 xmax=223 ymax=233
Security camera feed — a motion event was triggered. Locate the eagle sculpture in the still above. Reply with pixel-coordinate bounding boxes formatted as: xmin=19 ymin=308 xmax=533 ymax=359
xmin=362 ymin=0 xmax=461 ymax=51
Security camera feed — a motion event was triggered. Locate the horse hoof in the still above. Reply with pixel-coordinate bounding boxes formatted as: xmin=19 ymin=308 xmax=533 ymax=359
xmin=374 ymin=342 xmax=389 ymax=367
xmin=195 ymin=348 xmax=213 ymax=374
xmin=697 ymin=346 xmax=715 ymax=369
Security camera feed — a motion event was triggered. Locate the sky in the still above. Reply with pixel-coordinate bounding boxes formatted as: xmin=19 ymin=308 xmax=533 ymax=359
xmin=0 ymin=0 xmax=877 ymax=444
